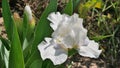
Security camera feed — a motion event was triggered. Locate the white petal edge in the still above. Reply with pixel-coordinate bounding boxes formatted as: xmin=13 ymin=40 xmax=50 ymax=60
xmin=78 ymin=40 xmax=102 ymax=58
xmin=38 ymin=37 xmax=68 ymax=65
xmin=48 ymin=12 xmax=70 ymax=30
xmin=47 ymin=12 xmax=63 ymax=30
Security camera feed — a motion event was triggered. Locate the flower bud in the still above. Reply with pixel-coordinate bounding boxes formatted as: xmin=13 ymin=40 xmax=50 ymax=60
xmin=24 ymin=4 xmax=32 ymax=21
xmin=24 ymin=4 xmax=35 ymax=29
xmin=13 ymin=12 xmax=22 ymax=34
xmin=24 ymin=4 xmax=35 ymax=41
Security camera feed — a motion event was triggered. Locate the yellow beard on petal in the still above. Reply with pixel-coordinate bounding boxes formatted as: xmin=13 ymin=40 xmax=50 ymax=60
xmin=55 ymin=38 xmax=68 ymax=51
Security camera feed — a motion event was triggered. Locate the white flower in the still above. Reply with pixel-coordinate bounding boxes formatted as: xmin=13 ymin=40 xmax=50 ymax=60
xmin=38 ymin=12 xmax=102 ymax=65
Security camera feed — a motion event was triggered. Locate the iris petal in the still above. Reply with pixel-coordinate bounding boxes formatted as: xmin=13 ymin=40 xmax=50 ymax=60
xmin=78 ymin=40 xmax=102 ymax=58
xmin=38 ymin=38 xmax=68 ymax=65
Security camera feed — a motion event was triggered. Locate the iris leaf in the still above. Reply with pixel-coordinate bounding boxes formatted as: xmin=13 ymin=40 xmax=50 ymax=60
xmin=2 ymin=0 xmax=13 ymax=41
xmin=31 ymin=0 xmax=57 ymax=52
xmin=9 ymin=17 xmax=25 ymax=68
xmin=26 ymin=0 xmax=57 ymax=67
xmin=2 ymin=0 xmax=25 ymax=67
xmin=73 ymin=0 xmax=81 ymax=10
xmin=62 ymin=0 xmax=73 ymax=15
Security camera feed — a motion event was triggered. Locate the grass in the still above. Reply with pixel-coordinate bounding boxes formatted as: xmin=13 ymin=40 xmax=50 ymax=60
xmin=78 ymin=0 xmax=120 ymax=67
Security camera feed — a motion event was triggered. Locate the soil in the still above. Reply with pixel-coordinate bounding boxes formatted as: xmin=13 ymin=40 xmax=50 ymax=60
xmin=65 ymin=54 xmax=106 ymax=68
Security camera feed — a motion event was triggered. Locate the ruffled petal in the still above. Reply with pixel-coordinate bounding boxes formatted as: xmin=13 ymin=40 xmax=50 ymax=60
xmin=38 ymin=38 xmax=68 ymax=65
xmin=49 ymin=13 xmax=88 ymax=50
xmin=78 ymin=40 xmax=102 ymax=58
xmin=47 ymin=12 xmax=63 ymax=30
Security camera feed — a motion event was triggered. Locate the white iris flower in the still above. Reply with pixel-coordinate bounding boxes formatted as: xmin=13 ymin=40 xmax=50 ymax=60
xmin=38 ymin=12 xmax=102 ymax=65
